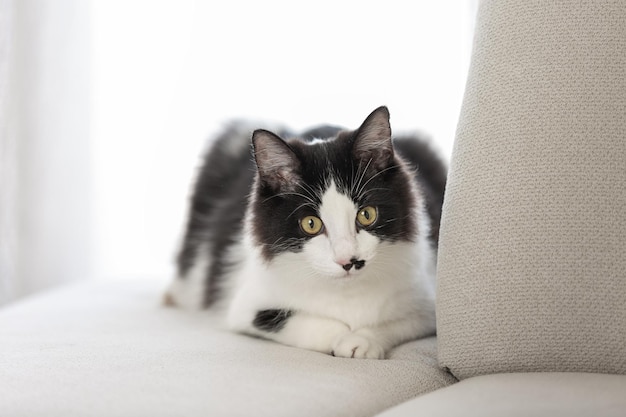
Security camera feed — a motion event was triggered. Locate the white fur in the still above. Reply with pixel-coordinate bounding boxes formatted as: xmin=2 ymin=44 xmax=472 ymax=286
xmin=166 ymin=243 xmax=211 ymax=310
xmin=223 ymin=179 xmax=436 ymax=359
xmin=306 ymin=181 xmax=378 ymax=276
xmin=307 ymin=137 xmax=328 ymax=146
xmin=167 ymin=176 xmax=437 ymax=359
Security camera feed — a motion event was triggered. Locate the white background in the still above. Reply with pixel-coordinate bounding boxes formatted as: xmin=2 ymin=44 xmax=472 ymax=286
xmin=2 ymin=0 xmax=477 ymax=304
xmin=91 ymin=0 xmax=477 ymax=281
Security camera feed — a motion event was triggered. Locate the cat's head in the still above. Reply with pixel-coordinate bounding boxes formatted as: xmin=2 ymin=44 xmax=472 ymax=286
xmin=249 ymin=106 xmax=419 ymax=279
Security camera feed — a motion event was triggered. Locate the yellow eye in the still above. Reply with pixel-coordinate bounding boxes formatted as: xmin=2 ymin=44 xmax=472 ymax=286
xmin=300 ymin=215 xmax=323 ymax=236
xmin=356 ymin=206 xmax=378 ymax=227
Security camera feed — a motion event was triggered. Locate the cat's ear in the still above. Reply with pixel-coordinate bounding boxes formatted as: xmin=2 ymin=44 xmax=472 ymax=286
xmin=252 ymin=129 xmax=302 ymax=191
xmin=353 ymin=106 xmax=394 ymax=171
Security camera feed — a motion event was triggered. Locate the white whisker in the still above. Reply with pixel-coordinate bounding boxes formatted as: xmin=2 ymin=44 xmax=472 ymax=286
xmin=356 ymin=164 xmax=399 ymax=200
xmin=287 ymin=202 xmax=318 ymax=219
xmin=352 ymin=158 xmax=373 ymax=198
xmin=263 ymin=191 xmax=316 ymax=204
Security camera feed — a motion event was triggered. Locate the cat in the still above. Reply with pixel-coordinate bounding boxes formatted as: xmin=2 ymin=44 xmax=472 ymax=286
xmin=165 ymin=106 xmax=447 ymax=359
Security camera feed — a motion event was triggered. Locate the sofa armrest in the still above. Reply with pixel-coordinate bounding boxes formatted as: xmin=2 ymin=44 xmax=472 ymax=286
xmin=436 ymin=0 xmax=626 ymax=379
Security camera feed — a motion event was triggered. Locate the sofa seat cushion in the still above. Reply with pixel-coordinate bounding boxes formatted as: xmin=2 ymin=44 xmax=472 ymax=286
xmin=0 ymin=279 xmax=455 ymax=417
xmin=378 ymin=372 xmax=626 ymax=417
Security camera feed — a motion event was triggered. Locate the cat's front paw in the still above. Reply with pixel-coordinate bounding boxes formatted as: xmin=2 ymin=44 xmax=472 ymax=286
xmin=331 ymin=333 xmax=385 ymax=359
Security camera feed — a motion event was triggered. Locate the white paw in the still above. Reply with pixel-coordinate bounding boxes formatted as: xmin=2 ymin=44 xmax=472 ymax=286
xmin=331 ymin=333 xmax=385 ymax=359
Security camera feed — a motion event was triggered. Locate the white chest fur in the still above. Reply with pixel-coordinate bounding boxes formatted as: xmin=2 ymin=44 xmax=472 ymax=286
xmin=225 ymin=180 xmax=436 ymax=333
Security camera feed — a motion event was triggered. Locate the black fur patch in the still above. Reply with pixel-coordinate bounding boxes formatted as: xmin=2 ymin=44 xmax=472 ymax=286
xmin=393 ymin=136 xmax=447 ymax=245
xmin=253 ymin=309 xmax=293 ymax=333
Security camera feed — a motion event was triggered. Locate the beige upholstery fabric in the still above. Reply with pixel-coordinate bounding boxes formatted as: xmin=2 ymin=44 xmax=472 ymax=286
xmin=437 ymin=0 xmax=626 ymax=379
xmin=0 ymin=280 xmax=455 ymax=417
xmin=378 ymin=373 xmax=626 ymax=417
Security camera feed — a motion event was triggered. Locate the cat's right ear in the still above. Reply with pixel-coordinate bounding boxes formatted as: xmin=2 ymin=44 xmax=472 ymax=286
xmin=252 ymin=129 xmax=302 ymax=192
xmin=353 ymin=106 xmax=394 ymax=172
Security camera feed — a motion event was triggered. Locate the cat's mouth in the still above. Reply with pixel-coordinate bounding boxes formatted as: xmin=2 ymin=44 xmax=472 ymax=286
xmin=335 ymin=264 xmax=367 ymax=280
xmin=341 ymin=270 xmax=360 ymax=279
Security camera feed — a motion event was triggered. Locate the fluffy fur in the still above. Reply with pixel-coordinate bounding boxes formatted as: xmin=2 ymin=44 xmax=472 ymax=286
xmin=166 ymin=107 xmax=447 ymax=359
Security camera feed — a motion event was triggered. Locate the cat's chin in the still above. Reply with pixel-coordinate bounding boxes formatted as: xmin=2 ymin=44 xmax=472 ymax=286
xmin=321 ymin=267 xmax=367 ymax=281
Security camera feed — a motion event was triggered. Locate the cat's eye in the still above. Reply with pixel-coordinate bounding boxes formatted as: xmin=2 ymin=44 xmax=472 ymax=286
xmin=300 ymin=215 xmax=324 ymax=236
xmin=356 ymin=206 xmax=378 ymax=227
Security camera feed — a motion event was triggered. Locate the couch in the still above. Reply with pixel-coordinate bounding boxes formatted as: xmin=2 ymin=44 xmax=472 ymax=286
xmin=1 ymin=1 xmax=625 ymax=415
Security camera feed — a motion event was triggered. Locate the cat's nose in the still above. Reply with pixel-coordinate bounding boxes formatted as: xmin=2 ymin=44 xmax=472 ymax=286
xmin=341 ymin=258 xmax=366 ymax=271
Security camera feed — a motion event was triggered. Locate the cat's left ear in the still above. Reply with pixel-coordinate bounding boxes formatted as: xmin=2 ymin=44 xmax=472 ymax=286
xmin=252 ymin=129 xmax=302 ymax=192
xmin=353 ymin=106 xmax=394 ymax=171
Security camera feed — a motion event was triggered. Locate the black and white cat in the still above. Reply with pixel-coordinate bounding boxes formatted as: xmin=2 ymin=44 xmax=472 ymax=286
xmin=165 ymin=106 xmax=447 ymax=359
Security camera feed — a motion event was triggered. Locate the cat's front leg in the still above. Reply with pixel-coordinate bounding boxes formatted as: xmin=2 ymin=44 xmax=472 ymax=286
xmin=270 ymin=312 xmax=352 ymax=354
xmin=233 ymin=308 xmax=351 ymax=355
xmin=332 ymin=316 xmax=435 ymax=360
xmin=252 ymin=311 xmax=387 ymax=360
xmin=331 ymin=331 xmax=385 ymax=359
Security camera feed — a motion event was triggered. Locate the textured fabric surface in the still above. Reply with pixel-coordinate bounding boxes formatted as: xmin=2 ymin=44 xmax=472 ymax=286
xmin=0 ymin=280 xmax=455 ymax=417
xmin=378 ymin=372 xmax=626 ymax=417
xmin=437 ymin=0 xmax=626 ymax=379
